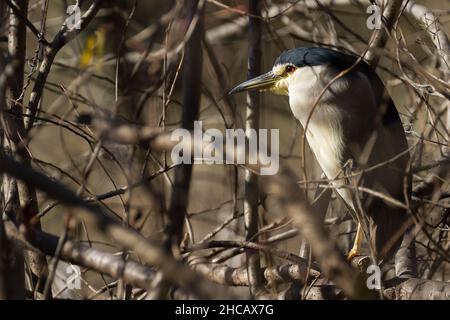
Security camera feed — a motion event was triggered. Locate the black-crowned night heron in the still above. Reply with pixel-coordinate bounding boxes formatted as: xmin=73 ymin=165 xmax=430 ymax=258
xmin=230 ymin=47 xmax=416 ymax=278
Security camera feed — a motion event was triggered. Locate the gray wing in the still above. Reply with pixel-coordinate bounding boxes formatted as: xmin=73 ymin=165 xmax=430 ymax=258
xmin=341 ymin=68 xmax=412 ymax=262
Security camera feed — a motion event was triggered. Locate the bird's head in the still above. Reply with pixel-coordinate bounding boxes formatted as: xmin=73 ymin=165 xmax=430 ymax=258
xmin=229 ymin=47 xmax=359 ymax=96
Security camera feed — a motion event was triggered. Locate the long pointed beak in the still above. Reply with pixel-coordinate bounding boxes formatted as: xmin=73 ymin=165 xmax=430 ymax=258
xmin=228 ymin=71 xmax=280 ymax=94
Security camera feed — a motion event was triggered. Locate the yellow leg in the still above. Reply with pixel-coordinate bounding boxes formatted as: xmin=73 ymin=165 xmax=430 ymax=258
xmin=347 ymin=223 xmax=363 ymax=260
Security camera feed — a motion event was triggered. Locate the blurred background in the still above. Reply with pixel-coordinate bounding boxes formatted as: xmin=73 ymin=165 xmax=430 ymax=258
xmin=1 ymin=0 xmax=449 ymax=299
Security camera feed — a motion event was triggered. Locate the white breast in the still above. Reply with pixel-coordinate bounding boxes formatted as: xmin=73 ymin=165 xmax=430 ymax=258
xmin=287 ymin=65 xmax=354 ymax=207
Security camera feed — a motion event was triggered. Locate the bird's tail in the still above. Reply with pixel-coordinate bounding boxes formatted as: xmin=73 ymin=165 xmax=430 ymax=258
xmin=369 ymin=208 xmax=417 ymax=278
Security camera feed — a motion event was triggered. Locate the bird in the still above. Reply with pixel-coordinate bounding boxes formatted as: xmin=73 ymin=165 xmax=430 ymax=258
xmin=229 ymin=47 xmax=416 ymax=278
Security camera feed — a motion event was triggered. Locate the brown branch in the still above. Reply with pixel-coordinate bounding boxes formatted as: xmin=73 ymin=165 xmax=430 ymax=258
xmin=3 ymin=0 xmax=50 ymax=45
xmin=384 ymin=278 xmax=450 ymax=300
xmin=404 ymin=1 xmax=450 ymax=78
xmin=185 ymin=240 xmax=311 ymax=265
xmin=191 ymin=257 xmax=450 ymax=300
xmin=364 ymin=0 xmax=404 ymax=67
xmin=0 ymin=152 xmax=235 ymax=299
xmin=24 ymin=0 xmax=105 ymax=131
xmin=190 ymin=258 xmax=319 ymax=287
xmin=163 ymin=0 xmax=204 ymax=253
xmin=0 ymin=53 xmax=25 ymax=299
xmin=6 ymin=203 xmax=448 ymax=300
xmin=244 ymin=0 xmax=264 ymax=297
xmin=4 ymin=220 xmax=157 ymax=291
xmin=4 ymin=0 xmax=49 ymax=297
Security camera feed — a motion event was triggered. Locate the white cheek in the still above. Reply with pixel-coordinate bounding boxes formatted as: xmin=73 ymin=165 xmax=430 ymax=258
xmin=287 ymin=68 xmax=321 ymax=122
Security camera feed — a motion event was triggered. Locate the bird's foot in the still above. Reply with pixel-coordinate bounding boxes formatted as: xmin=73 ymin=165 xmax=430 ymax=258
xmin=346 ymin=248 xmax=360 ymax=261
xmin=347 ymin=251 xmax=371 ymax=272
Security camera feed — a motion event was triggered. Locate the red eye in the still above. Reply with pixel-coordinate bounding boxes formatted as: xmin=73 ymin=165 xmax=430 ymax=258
xmin=285 ymin=65 xmax=296 ymax=73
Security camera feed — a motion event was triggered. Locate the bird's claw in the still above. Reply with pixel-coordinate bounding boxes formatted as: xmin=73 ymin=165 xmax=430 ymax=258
xmin=346 ymin=248 xmax=360 ymax=261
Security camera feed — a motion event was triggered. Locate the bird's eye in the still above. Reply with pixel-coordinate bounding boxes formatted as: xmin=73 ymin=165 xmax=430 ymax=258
xmin=285 ymin=65 xmax=296 ymax=73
